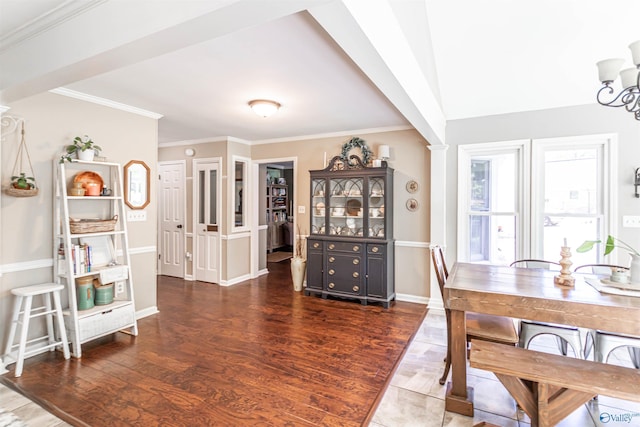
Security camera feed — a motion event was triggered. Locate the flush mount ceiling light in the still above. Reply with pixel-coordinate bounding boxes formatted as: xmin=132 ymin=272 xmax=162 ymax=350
xmin=248 ymin=99 xmax=281 ymax=118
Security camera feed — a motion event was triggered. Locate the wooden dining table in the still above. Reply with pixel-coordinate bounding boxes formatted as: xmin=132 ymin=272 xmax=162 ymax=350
xmin=443 ymin=262 xmax=640 ymax=416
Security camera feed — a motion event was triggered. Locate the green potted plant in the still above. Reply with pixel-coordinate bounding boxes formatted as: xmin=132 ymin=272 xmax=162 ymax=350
xmin=577 ymin=235 xmax=640 ymax=283
xmin=60 ymin=135 xmax=102 ymax=163
xmin=10 ymin=172 xmax=36 ymax=190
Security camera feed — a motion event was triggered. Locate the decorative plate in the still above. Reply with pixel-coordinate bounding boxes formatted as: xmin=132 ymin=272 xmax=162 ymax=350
xmin=406 ymin=198 xmax=419 ymax=212
xmin=406 ymin=180 xmax=419 ymax=193
xmin=74 ymin=171 xmax=104 ymax=191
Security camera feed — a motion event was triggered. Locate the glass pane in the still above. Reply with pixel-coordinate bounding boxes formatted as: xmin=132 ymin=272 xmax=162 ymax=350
xmin=311 ymin=179 xmax=326 ymax=235
xmin=368 ymin=177 xmax=384 ymax=238
xmin=544 ymin=149 xmax=598 ymax=214
xmin=542 ymin=216 xmax=601 ymax=264
xmin=470 ymin=153 xmax=516 ymax=212
xmin=209 ymin=169 xmax=217 ymax=225
xmin=469 ymin=215 xmax=515 ymax=265
xmin=198 ymin=170 xmax=205 ymax=225
xmin=234 ymin=161 xmax=244 ymax=227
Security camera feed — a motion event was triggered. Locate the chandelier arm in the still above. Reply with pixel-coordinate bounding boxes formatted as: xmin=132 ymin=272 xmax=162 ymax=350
xmin=597 ymin=85 xmax=636 ymax=108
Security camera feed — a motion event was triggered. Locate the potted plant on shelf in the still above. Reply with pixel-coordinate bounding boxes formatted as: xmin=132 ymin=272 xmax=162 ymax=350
xmin=291 ymin=224 xmax=306 ymax=292
xmin=577 ymin=235 xmax=640 ymax=283
xmin=60 ymin=135 xmax=102 ymax=163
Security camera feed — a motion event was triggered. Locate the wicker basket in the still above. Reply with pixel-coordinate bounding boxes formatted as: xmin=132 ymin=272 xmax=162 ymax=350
xmin=69 ymin=215 xmax=118 ymax=234
xmin=5 ymin=187 xmax=39 ymax=197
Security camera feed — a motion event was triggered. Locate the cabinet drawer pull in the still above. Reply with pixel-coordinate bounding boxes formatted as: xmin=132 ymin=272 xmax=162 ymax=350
xmin=329 ymin=244 xmax=335 ymax=250
xmin=313 ymin=242 xmax=320 ymax=249
xmin=352 ymin=272 xmax=359 ymax=278
xmin=353 ymin=245 xmax=360 ymax=252
xmin=372 ymin=246 xmax=379 ymax=253
xmin=329 ymin=256 xmax=335 ymax=262
xmin=328 ymin=282 xmax=335 ymax=289
xmin=352 ymin=286 xmax=359 ymax=292
xmin=352 ymin=259 xmax=359 ymax=265
xmin=328 ymin=269 xmax=335 ymax=275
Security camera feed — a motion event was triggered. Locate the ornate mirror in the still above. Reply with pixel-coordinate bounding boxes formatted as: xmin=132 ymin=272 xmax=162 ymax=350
xmin=124 ymin=160 xmax=150 ymax=209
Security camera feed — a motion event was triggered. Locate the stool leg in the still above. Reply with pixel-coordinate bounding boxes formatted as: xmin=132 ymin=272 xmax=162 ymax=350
xmin=44 ymin=292 xmax=55 ymax=351
xmin=52 ymin=290 xmax=70 ymax=360
xmin=3 ymin=295 xmax=23 ymax=359
xmin=15 ymin=295 xmax=33 ymax=377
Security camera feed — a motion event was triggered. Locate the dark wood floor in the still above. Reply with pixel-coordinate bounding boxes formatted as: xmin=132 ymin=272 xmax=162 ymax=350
xmin=1 ymin=261 xmax=427 ymax=426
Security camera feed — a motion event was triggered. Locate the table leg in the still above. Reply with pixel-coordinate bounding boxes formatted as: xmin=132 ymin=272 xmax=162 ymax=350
xmin=445 ymin=309 xmax=474 ymax=416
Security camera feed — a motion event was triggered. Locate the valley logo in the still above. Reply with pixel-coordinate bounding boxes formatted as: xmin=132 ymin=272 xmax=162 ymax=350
xmin=600 ymin=411 xmax=640 ymax=424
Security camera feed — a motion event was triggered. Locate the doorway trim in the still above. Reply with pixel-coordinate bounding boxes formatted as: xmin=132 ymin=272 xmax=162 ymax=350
xmin=251 ymin=156 xmax=297 ymax=278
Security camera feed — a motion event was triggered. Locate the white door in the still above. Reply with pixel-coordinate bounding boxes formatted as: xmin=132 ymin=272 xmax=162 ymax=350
xmin=195 ymin=161 xmax=220 ymax=283
xmin=159 ymin=162 xmax=185 ymax=277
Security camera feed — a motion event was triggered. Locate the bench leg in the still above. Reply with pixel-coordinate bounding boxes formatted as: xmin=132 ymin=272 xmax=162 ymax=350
xmin=494 ymin=374 xmax=596 ymax=427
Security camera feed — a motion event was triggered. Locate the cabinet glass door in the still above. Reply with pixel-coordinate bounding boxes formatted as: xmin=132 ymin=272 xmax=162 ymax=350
xmin=368 ymin=177 xmax=385 ymax=238
xmin=330 ymin=177 xmax=364 ymax=237
xmin=311 ymin=179 xmax=326 ymax=235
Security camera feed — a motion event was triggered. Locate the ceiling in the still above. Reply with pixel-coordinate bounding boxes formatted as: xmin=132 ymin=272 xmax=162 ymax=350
xmin=1 ymin=0 xmax=639 ymax=145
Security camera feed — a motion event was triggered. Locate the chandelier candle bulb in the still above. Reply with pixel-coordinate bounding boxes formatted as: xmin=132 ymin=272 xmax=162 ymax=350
xmin=597 ymin=58 xmax=625 ymax=83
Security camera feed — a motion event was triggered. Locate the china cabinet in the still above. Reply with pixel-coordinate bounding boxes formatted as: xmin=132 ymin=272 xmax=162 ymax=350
xmin=306 ymin=158 xmax=394 ymax=307
xmin=53 ymin=159 xmax=138 ymax=357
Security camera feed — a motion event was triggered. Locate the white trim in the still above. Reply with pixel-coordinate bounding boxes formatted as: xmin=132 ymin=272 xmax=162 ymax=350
xmin=219 ymin=273 xmax=251 ymax=286
xmin=395 ymin=293 xmax=429 ymax=305
xmin=255 ymin=268 xmax=270 ymax=278
xmin=0 ymin=0 xmax=107 ymax=52
xmin=50 ymin=88 xmax=163 ymax=119
xmin=251 ymin=125 xmax=413 ymax=145
xmin=136 ymin=306 xmax=159 ymax=319
xmin=395 ymin=240 xmax=430 ymax=248
xmin=128 ymin=246 xmax=157 ymax=255
xmin=230 ymin=155 xmax=251 ymax=233
xmin=159 ymin=136 xmax=229 ymax=147
xmin=258 ymin=224 xmax=268 ymax=231
xmin=1 ymin=258 xmax=52 ymax=274
xmin=222 ymin=232 xmax=251 ymax=240
xmin=457 ymin=139 xmax=529 ymax=262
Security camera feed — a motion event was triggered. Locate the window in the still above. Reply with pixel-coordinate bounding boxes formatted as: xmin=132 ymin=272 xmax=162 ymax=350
xmin=458 ymin=134 xmax=617 ymax=265
xmin=231 ymin=156 xmax=250 ymax=232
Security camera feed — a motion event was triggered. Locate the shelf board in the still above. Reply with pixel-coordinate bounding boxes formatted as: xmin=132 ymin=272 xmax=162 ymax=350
xmin=63 ymin=299 xmax=132 ymax=318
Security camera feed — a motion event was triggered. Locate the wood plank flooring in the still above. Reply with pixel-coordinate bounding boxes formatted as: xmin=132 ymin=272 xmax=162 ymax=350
xmin=1 ymin=262 xmax=426 ymax=426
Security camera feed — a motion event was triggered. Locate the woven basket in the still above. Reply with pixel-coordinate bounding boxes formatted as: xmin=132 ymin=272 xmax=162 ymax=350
xmin=5 ymin=187 xmax=38 ymax=197
xmin=70 ymin=215 xmax=118 ymax=234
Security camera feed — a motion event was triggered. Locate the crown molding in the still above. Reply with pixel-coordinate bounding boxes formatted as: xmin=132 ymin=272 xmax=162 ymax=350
xmin=0 ymin=0 xmax=108 ymax=53
xmin=50 ymin=87 xmax=163 ymax=119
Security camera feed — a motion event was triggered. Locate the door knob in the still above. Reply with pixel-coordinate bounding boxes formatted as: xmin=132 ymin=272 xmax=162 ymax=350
xmin=177 ymin=224 xmax=183 ymax=228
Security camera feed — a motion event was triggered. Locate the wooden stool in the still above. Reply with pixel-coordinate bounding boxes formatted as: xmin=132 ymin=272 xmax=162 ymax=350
xmin=3 ymin=283 xmax=70 ymax=377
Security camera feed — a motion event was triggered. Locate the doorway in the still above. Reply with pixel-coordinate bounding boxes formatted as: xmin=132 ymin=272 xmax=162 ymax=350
xmin=251 ymin=158 xmax=297 ymax=277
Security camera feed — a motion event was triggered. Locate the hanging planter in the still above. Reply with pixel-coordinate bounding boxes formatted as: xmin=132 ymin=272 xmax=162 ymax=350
xmin=6 ymin=122 xmax=38 ymax=197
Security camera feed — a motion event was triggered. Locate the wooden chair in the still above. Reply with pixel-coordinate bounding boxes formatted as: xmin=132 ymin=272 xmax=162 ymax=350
xmin=510 ymin=259 xmax=587 ymax=358
xmin=574 ymin=264 xmax=639 ymax=369
xmin=431 ymin=245 xmax=518 ymax=385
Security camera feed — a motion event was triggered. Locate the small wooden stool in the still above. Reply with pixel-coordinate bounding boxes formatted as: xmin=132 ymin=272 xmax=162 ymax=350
xmin=3 ymin=283 xmax=70 ymax=377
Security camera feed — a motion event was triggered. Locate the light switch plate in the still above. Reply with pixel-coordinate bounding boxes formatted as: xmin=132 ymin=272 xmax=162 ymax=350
xmin=127 ymin=210 xmax=147 ymax=222
xmin=622 ymin=215 xmax=640 ymax=228
xmin=298 ymin=205 xmax=305 ymax=214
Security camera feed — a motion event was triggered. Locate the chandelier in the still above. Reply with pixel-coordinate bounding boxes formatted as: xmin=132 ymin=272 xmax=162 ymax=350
xmin=595 ymin=40 xmax=640 ymax=120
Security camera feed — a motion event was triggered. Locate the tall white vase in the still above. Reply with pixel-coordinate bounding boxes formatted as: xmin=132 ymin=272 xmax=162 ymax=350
xmin=630 ymin=253 xmax=640 ymax=284
xmin=290 ymin=257 xmax=306 ymax=292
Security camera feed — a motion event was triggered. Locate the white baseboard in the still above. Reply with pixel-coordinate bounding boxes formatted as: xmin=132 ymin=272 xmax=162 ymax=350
xmin=136 ymin=306 xmax=159 ymax=319
xmin=219 ymin=273 xmax=252 ymax=286
xmin=395 ymin=293 xmax=430 ymax=305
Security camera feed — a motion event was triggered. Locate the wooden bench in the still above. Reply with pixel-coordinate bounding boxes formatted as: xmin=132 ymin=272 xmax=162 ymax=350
xmin=469 ymin=340 xmax=640 ymax=427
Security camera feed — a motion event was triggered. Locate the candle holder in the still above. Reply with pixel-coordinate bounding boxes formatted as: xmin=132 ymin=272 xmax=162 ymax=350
xmin=554 ymin=246 xmax=575 ymax=287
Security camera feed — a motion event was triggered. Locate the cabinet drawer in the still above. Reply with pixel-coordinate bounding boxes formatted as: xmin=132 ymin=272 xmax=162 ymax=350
xmin=72 ymin=303 xmax=135 ymax=342
xmin=367 ymin=244 xmax=386 ymax=255
xmin=308 ymin=240 xmax=323 ymax=251
xmin=326 ymin=241 xmax=363 ymax=253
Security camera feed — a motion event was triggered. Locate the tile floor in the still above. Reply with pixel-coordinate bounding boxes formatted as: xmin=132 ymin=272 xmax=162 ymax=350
xmin=370 ymin=310 xmax=640 ymax=427
xmin=2 ymin=309 xmax=639 ymax=427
